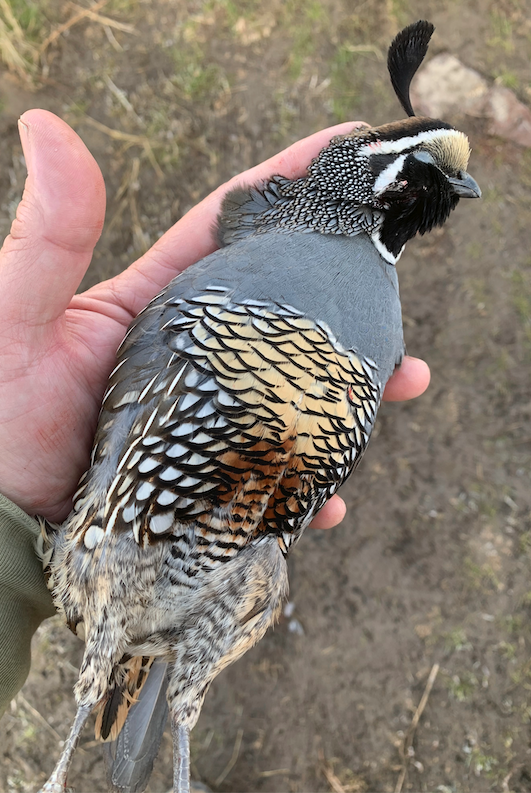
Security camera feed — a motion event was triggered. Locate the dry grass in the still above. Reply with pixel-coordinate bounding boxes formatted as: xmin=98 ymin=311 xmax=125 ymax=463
xmin=0 ymin=0 xmax=38 ymax=80
xmin=0 ymin=0 xmax=136 ymax=82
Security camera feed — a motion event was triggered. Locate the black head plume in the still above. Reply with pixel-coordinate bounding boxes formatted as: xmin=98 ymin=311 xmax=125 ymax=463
xmin=387 ymin=20 xmax=434 ymax=117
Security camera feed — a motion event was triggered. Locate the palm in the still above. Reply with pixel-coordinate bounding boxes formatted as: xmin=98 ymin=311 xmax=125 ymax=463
xmin=0 ymin=303 xmax=126 ymax=520
xmin=0 ymin=110 xmax=429 ymax=524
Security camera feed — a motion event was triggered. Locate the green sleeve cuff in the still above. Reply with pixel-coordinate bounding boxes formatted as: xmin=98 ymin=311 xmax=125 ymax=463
xmin=0 ymin=494 xmax=56 ymax=717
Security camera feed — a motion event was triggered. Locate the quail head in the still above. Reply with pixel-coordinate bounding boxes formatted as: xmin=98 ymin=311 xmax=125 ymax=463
xmin=38 ymin=20 xmax=480 ymax=793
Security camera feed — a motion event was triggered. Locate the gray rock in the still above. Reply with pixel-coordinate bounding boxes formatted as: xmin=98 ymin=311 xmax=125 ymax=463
xmin=411 ymin=53 xmax=531 ymax=148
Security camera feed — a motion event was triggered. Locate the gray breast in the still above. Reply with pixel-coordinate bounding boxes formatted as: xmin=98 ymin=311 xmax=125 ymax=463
xmin=148 ymin=230 xmax=405 ymax=387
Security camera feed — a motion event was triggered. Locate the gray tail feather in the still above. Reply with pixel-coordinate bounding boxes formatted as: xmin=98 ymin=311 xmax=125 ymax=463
xmin=104 ymin=660 xmax=169 ymax=793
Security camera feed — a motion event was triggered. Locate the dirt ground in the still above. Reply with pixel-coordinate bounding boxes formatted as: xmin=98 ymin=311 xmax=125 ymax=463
xmin=1 ymin=0 xmax=531 ymax=791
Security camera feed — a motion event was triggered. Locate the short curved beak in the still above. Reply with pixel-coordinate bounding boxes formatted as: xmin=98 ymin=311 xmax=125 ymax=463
xmin=448 ymin=172 xmax=481 ymax=199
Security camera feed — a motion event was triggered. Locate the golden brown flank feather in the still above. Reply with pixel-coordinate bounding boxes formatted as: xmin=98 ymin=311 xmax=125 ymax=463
xmin=73 ymin=301 xmax=379 ymax=558
xmin=161 ymin=307 xmax=377 ymax=546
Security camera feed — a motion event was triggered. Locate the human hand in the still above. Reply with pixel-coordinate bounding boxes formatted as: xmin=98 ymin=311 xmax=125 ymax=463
xmin=0 ymin=110 xmax=430 ymax=525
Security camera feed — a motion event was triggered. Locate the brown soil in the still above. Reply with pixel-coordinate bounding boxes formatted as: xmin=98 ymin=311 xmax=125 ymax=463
xmin=1 ymin=1 xmax=531 ymax=791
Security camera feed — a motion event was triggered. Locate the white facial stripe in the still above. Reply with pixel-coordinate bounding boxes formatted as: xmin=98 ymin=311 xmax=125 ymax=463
xmin=370 ymin=231 xmax=403 ymax=265
xmin=360 ymin=128 xmax=463 ymax=158
xmin=374 ymin=153 xmax=407 ymax=194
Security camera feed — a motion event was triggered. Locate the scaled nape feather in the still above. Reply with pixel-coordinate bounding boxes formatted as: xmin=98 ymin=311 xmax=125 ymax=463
xmin=37 ymin=20 xmax=480 ymax=793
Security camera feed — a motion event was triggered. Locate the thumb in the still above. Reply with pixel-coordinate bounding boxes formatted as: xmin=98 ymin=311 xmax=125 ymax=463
xmin=0 ymin=109 xmax=106 ymax=328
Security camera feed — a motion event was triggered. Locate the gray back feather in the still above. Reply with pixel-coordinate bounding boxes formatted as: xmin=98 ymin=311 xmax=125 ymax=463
xmin=153 ymin=231 xmax=405 ymax=387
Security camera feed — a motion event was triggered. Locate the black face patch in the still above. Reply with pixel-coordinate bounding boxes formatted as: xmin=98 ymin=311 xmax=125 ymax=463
xmin=377 ymin=153 xmax=460 ymax=256
xmin=370 ymin=153 xmax=399 ymax=178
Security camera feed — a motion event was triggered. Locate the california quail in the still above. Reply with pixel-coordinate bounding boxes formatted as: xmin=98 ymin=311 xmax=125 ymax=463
xmin=38 ymin=21 xmax=480 ymax=793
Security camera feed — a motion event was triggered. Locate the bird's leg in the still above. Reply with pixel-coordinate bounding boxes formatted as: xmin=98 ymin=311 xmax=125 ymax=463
xmin=38 ymin=704 xmax=92 ymax=793
xmin=171 ymin=715 xmax=190 ymax=793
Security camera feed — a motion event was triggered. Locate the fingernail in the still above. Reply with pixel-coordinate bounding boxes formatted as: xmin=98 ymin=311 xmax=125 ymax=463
xmin=18 ymin=118 xmax=32 ymax=170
